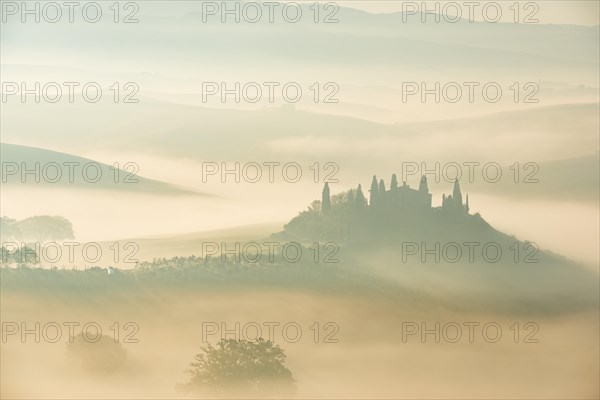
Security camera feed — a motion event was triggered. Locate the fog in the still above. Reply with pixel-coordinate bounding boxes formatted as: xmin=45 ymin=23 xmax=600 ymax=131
xmin=1 ymin=290 xmax=598 ymax=399
xmin=2 ymin=172 xmax=598 ymax=267
xmin=1 ymin=2 xmax=598 ymax=398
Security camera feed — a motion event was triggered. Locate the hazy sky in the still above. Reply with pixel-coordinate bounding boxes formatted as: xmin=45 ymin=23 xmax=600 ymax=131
xmin=136 ymin=1 xmax=600 ymax=25
xmin=306 ymin=0 xmax=600 ymax=25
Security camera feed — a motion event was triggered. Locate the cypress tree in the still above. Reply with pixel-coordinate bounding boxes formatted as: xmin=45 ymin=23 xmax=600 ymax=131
xmin=452 ymin=178 xmax=463 ymax=208
xmin=379 ymin=179 xmax=386 ymax=194
xmin=390 ymin=174 xmax=398 ymax=191
xmin=378 ymin=179 xmax=386 ymax=208
xmin=322 ymin=182 xmax=331 ymax=214
xmin=347 ymin=189 xmax=355 ymax=205
xmin=418 ymin=175 xmax=429 ymax=193
xmin=369 ymin=176 xmax=378 ymax=207
xmin=355 ymin=184 xmax=366 ymax=209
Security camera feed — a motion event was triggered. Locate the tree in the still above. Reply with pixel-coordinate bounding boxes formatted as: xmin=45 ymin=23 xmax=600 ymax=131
xmin=322 ymin=182 xmax=331 ymax=214
xmin=355 ymin=184 xmax=367 ymax=209
xmin=331 ymin=192 xmax=347 ymax=207
xmin=308 ymin=200 xmax=321 ymax=213
xmin=378 ymin=179 xmax=386 ymax=207
xmin=369 ymin=176 xmax=378 ymax=207
xmin=378 ymin=179 xmax=386 ymax=195
xmin=347 ymin=189 xmax=355 ymax=205
xmin=452 ymin=179 xmax=463 ymax=208
xmin=67 ymin=333 xmax=127 ymax=374
xmin=185 ymin=338 xmax=295 ymax=398
xmin=418 ymin=175 xmax=429 ymax=193
xmin=15 ymin=215 xmax=75 ymax=242
xmin=0 ymin=245 xmax=38 ymax=267
xmin=390 ymin=174 xmax=398 ymax=191
xmin=0 ymin=217 xmax=20 ymax=241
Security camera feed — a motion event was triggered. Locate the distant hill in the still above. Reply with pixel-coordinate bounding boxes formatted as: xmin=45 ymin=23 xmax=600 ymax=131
xmin=2 ymin=5 xmax=597 ymax=81
xmin=467 ymin=152 xmax=599 ymax=203
xmin=0 ymin=143 xmax=205 ymax=196
xmin=268 ymin=176 xmax=599 ymax=312
xmin=3 ymin=100 xmax=597 ymax=164
xmin=278 ymin=176 xmax=577 ymax=260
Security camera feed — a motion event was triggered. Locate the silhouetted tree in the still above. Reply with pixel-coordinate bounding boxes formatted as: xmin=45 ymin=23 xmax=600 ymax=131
xmin=347 ymin=189 xmax=355 ymax=205
xmin=0 ymin=245 xmax=38 ymax=267
xmin=308 ymin=200 xmax=321 ymax=213
xmin=369 ymin=176 xmax=378 ymax=207
xmin=184 ymin=338 xmax=295 ymax=398
xmin=355 ymin=184 xmax=367 ymax=209
xmin=418 ymin=175 xmax=429 ymax=193
xmin=331 ymin=192 xmax=347 ymax=207
xmin=0 ymin=217 xmax=20 ymax=241
xmin=322 ymin=182 xmax=331 ymax=214
xmin=379 ymin=179 xmax=386 ymax=195
xmin=390 ymin=174 xmax=398 ymax=191
xmin=452 ymin=179 xmax=463 ymax=208
xmin=378 ymin=179 xmax=387 ymax=210
xmin=67 ymin=333 xmax=127 ymax=374
xmin=15 ymin=216 xmax=74 ymax=242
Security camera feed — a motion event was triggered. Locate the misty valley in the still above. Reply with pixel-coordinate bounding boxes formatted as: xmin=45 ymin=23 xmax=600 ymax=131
xmin=1 ymin=1 xmax=599 ymax=399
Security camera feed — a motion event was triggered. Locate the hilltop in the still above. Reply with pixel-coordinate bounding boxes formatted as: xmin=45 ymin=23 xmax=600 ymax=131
xmin=280 ymin=174 xmax=543 ymax=256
